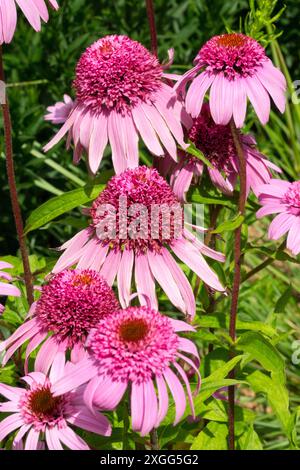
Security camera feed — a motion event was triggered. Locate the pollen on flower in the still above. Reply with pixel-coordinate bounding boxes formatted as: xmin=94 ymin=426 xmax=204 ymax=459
xmin=20 ymin=380 xmax=66 ymax=430
xmin=196 ymin=33 xmax=267 ymax=80
xmin=119 ymin=319 xmax=149 ymax=342
xmin=217 ymin=33 xmax=246 ymax=48
xmin=35 ymin=269 xmax=119 ymax=346
xmin=282 ymin=181 xmax=300 ymax=215
xmin=188 ymin=104 xmax=236 ymax=174
xmin=90 ymin=166 xmax=183 ymax=254
xmin=88 ymin=306 xmax=179 ymax=384
xmin=74 ymin=35 xmax=163 ymax=113
xmin=28 ymin=387 xmax=61 ymax=417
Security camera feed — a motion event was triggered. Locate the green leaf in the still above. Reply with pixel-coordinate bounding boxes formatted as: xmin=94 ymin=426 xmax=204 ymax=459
xmin=24 ymin=182 xmax=105 ymax=234
xmin=191 ymin=421 xmax=228 ymax=450
xmin=247 ymin=370 xmax=292 ymax=440
xmin=211 ymin=214 xmax=244 ymax=234
xmin=274 ymin=285 xmax=293 ymax=313
xmin=196 ymin=312 xmax=277 ymax=338
xmin=185 ymin=141 xmax=213 ymax=168
xmin=237 ymin=331 xmax=285 ymax=382
xmin=189 ymin=187 xmax=235 ymax=208
xmin=237 ymin=425 xmax=263 ymax=450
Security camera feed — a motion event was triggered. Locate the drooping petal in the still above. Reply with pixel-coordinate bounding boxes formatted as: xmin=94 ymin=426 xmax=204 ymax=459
xmin=117 ymin=249 xmax=134 ymax=308
xmin=134 ymin=253 xmax=157 ymax=310
xmin=163 ymin=368 xmax=186 ymax=425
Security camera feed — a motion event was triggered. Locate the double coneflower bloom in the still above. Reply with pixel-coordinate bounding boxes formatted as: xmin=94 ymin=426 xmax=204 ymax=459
xmin=51 ymin=166 xmax=225 ymax=318
xmin=44 ymin=35 xmax=188 ymax=174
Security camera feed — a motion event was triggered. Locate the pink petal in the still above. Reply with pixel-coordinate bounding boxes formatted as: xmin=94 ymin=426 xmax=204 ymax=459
xmin=45 ymin=427 xmax=63 ymax=450
xmin=286 ymin=217 xmax=300 ymax=255
xmin=155 ymin=376 xmax=169 ymax=427
xmin=67 ymin=408 xmax=111 ymax=436
xmin=141 ymin=103 xmax=177 ymax=159
xmin=57 ymin=426 xmax=89 ymax=450
xmin=35 ymin=336 xmax=60 ymax=375
xmin=117 ymin=249 xmax=134 ymax=308
xmin=232 ymin=78 xmax=247 ymax=128
xmin=100 ymin=249 xmax=122 ymax=286
xmin=209 ymin=74 xmax=233 ymax=125
xmin=25 ymin=428 xmax=40 ymax=450
xmin=147 ymin=250 xmax=186 ymax=313
xmin=186 ymin=72 xmax=214 ymax=118
xmin=163 ymin=368 xmax=186 ymax=425
xmin=132 ymin=104 xmax=164 ymax=156
xmin=173 ymin=362 xmax=195 ymax=417
xmin=88 ymin=111 xmax=108 ymax=174
xmin=245 ymin=75 xmax=271 ymax=125
xmin=268 ymin=212 xmax=296 ymax=240
xmin=0 ymin=413 xmax=23 ymax=442
xmin=51 ymin=358 xmax=97 ymax=397
xmin=161 ymin=248 xmax=196 ymax=318
xmin=140 ymin=380 xmax=158 ymax=436
xmin=134 ymin=253 xmax=158 ymax=310
xmin=131 ymin=382 xmax=145 ymax=431
xmin=171 ymin=238 xmax=224 ymax=292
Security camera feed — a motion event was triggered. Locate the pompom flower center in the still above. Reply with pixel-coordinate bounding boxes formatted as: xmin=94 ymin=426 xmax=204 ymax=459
xmin=88 ymin=306 xmax=179 ymax=384
xmin=119 ymin=319 xmax=149 ymax=342
xmin=74 ymin=35 xmax=163 ymax=113
xmin=35 ymin=269 xmax=119 ymax=346
xmin=217 ymin=33 xmax=246 ymax=48
xmin=20 ymin=380 xmax=67 ymax=430
xmin=196 ymin=33 xmax=267 ymax=80
xmin=188 ymin=105 xmax=236 ymax=174
xmin=29 ymin=387 xmax=60 ymax=416
xmin=90 ymin=166 xmax=183 ymax=254
xmin=282 ymin=181 xmax=300 ymax=215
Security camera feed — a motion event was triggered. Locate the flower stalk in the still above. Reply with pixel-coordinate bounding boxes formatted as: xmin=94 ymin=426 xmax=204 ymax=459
xmin=145 ymin=0 xmax=158 ymax=56
xmin=0 ymin=46 xmax=34 ymax=306
xmin=228 ymin=119 xmax=247 ymax=450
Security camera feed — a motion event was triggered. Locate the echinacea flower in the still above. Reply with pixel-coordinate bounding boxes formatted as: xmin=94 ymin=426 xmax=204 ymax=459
xmin=168 ymin=104 xmax=281 ymax=201
xmin=0 ymin=261 xmax=20 ymax=315
xmin=0 ymin=0 xmax=59 ymax=44
xmin=257 ymin=179 xmax=300 ymax=255
xmin=0 ymin=358 xmax=111 ymax=450
xmin=44 ymin=35 xmax=188 ymax=175
xmin=52 ymin=166 xmax=225 ymax=318
xmin=45 ymin=94 xmax=74 ymax=125
xmin=175 ymin=33 xmax=286 ymax=127
xmin=0 ymin=269 xmax=119 ymax=373
xmin=50 ymin=306 xmax=201 ymax=436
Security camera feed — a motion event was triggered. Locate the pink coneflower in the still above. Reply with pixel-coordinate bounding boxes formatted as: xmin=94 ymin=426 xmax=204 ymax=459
xmin=52 ymin=166 xmax=225 ymax=318
xmin=0 ymin=269 xmax=119 ymax=373
xmin=175 ymin=33 xmax=286 ymax=127
xmin=0 ymin=261 xmax=20 ymax=315
xmin=44 ymin=35 xmax=188 ymax=174
xmin=0 ymin=358 xmax=111 ymax=450
xmin=0 ymin=1 xmax=59 ymax=44
xmin=45 ymin=94 xmax=74 ymax=125
xmin=168 ymin=104 xmax=281 ymax=201
xmin=51 ymin=306 xmax=201 ymax=436
xmin=257 ymin=179 xmax=300 ymax=255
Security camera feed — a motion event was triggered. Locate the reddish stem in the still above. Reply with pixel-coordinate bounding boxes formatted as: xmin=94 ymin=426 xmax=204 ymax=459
xmin=0 ymin=46 xmax=34 ymax=305
xmin=145 ymin=0 xmax=158 ymax=56
xmin=228 ymin=119 xmax=247 ymax=450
